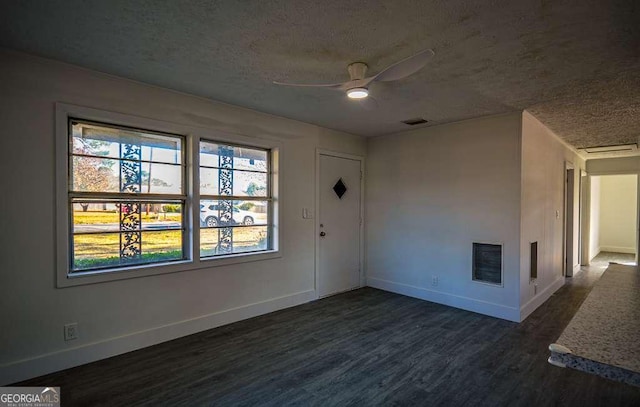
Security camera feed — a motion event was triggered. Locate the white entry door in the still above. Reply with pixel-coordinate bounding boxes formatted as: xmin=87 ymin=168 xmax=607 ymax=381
xmin=318 ymin=153 xmax=362 ymax=297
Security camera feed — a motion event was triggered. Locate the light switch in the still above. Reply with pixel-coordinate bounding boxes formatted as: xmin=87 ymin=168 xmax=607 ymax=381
xmin=302 ymin=208 xmax=313 ymax=219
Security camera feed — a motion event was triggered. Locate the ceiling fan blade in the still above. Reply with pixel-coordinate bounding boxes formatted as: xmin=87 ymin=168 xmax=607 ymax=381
xmin=373 ymin=48 xmax=435 ymax=82
xmin=273 ymin=80 xmax=345 ymax=88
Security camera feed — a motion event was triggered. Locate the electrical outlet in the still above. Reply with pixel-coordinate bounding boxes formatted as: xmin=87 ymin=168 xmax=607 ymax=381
xmin=64 ymin=323 xmax=78 ymax=341
xmin=432 ymin=276 xmax=438 ymax=287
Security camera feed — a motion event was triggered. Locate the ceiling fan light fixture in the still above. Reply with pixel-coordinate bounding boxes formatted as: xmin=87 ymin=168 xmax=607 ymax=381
xmin=347 ymin=87 xmax=369 ymax=99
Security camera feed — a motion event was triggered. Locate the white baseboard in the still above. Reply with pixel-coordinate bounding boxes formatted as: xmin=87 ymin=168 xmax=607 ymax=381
xmin=598 ymin=246 xmax=636 ymax=254
xmin=520 ymin=277 xmax=565 ymax=321
xmin=366 ymin=277 xmax=520 ymax=322
xmin=1 ymin=289 xmax=316 ymax=385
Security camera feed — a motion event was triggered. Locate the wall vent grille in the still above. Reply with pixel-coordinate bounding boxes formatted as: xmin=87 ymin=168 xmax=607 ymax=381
xmin=580 ymin=144 xmax=637 ymax=154
xmin=472 ymin=243 xmax=503 ymax=285
xmin=530 ymin=241 xmax=538 ymax=280
xmin=401 ymin=118 xmax=428 ymax=126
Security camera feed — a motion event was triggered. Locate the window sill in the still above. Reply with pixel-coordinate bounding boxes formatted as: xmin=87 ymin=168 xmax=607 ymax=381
xmin=57 ymin=250 xmax=281 ymax=288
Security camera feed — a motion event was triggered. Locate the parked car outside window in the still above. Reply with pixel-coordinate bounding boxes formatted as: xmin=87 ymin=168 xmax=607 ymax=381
xmin=200 ymin=202 xmax=256 ymax=227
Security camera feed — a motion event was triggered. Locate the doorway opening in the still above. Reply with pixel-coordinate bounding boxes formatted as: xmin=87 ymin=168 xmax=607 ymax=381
xmin=588 ymin=174 xmax=638 ymax=267
xmin=563 ymin=165 xmax=576 ymax=277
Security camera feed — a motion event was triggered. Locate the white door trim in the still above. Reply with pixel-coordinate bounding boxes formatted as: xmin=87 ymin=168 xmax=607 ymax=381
xmin=315 ymin=149 xmax=365 ymax=299
xmin=583 ymin=171 xmax=640 ymax=265
xmin=580 ymin=171 xmax=590 ymax=265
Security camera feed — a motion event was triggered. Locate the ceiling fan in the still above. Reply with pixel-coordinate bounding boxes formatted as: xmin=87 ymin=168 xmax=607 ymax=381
xmin=273 ymin=48 xmax=435 ymax=106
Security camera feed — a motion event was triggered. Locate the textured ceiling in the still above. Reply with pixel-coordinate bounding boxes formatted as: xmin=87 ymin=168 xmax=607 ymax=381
xmin=1 ymin=0 xmax=638 ymax=148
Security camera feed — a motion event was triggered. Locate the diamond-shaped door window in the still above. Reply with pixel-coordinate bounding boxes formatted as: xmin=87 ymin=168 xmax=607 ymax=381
xmin=333 ymin=178 xmax=347 ymax=199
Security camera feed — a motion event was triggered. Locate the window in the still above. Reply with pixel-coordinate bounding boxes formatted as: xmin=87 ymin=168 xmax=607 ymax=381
xmin=199 ymin=141 xmax=272 ymax=257
xmin=57 ymin=104 xmax=279 ymax=286
xmin=69 ymin=120 xmax=186 ymax=272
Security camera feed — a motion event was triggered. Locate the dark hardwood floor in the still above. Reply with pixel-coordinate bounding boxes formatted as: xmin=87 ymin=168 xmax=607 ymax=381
xmin=17 ymin=267 xmax=640 ymax=406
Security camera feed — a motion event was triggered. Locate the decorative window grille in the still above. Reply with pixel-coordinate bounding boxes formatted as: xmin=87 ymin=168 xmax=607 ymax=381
xmin=199 ymin=141 xmax=271 ymax=257
xmin=69 ymin=120 xmax=185 ymax=272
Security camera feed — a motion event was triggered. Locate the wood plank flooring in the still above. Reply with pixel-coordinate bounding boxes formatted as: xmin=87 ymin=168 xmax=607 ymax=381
xmin=17 ymin=267 xmax=640 ymax=406
xmin=591 ymin=251 xmax=636 ymax=266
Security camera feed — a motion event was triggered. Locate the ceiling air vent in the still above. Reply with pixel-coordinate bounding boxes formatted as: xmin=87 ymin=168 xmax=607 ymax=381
xmin=580 ymin=144 xmax=638 ymax=154
xmin=401 ymin=117 xmax=428 ymax=126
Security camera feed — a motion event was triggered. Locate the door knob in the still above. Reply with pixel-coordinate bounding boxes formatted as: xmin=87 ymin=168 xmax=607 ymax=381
xmin=320 ymin=231 xmax=326 ymax=237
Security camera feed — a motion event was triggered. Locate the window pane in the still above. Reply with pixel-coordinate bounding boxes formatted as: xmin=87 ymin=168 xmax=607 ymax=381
xmin=200 ymin=228 xmax=220 ymax=258
xmin=200 ymin=168 xmax=267 ymax=197
xmin=72 ymin=202 xmax=183 ymax=233
xmin=234 ymin=170 xmax=268 ymax=197
xmin=72 ymin=121 xmax=182 ymax=164
xmin=71 ymin=200 xmax=184 ymax=272
xmin=71 ymin=156 xmax=119 ymax=193
xmin=141 ymin=230 xmax=183 ymax=262
xmin=72 ymin=203 xmax=120 ymax=233
xmin=139 ymin=162 xmax=183 ymax=194
xmin=71 ymin=128 xmax=120 ymax=159
xmin=199 ymin=142 xmax=218 ymax=168
xmin=118 ymin=161 xmax=183 ymax=195
xmin=199 ymin=167 xmax=220 ymax=195
xmin=73 ymin=233 xmax=120 ymax=270
xmin=71 ymin=121 xmax=184 ymax=196
xmin=200 ymin=141 xmax=267 ymax=171
xmin=200 ymin=226 xmax=268 ymax=257
xmin=233 ymin=226 xmax=268 ymax=253
xmin=73 ymin=230 xmax=183 ymax=271
xmin=234 ymin=149 xmax=267 ymax=171
xmin=233 ymin=200 xmax=268 ymax=225
xmin=140 ymin=144 xmax=181 ymax=164
xmin=141 ymin=204 xmax=182 ymax=230
xmin=200 ymin=200 xmax=268 ymax=227
xmin=199 ymin=200 xmax=230 ymax=227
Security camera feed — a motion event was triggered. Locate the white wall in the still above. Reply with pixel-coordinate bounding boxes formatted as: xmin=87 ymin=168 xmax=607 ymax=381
xmin=587 ymin=156 xmax=640 ymax=175
xmin=520 ymin=112 xmax=584 ymax=320
xmin=589 ymin=177 xmax=602 ymax=259
xmin=366 ymin=113 xmax=523 ymax=321
xmin=598 ymin=175 xmax=637 ymax=254
xmin=0 ymin=49 xmax=366 ymax=384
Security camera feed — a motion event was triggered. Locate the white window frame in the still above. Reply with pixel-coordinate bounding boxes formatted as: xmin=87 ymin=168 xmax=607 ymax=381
xmin=56 ymin=103 xmax=280 ymax=288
